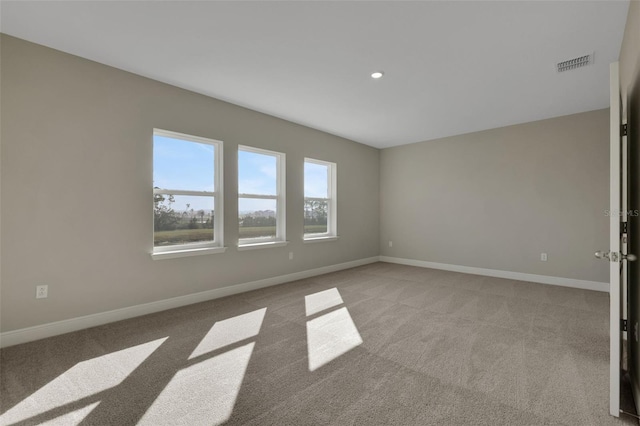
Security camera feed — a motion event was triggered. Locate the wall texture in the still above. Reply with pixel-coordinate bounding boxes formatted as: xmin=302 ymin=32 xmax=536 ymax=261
xmin=380 ymin=109 xmax=610 ymax=283
xmin=0 ymin=35 xmax=380 ymax=332
xmin=620 ymin=0 xmax=639 ymax=118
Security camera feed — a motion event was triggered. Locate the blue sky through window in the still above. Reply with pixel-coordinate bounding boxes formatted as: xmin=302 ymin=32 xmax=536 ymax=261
xmin=153 ymin=135 xmax=215 ymax=212
xmin=305 ymin=162 xmax=328 ymax=198
xmin=154 ymin=135 xmax=214 ymax=192
xmin=238 ymin=149 xmax=278 ymax=213
xmin=238 ymin=150 xmax=276 ymax=195
xmin=154 ymin=135 xmax=330 ymax=214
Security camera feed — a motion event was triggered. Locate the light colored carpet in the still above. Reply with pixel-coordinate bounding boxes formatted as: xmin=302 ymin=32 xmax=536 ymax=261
xmin=0 ymin=262 xmax=636 ymax=425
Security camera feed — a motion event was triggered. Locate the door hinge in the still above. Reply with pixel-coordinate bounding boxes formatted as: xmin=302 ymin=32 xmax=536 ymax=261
xmin=623 ymin=222 xmax=628 ymax=234
xmin=622 ymin=319 xmax=628 ymax=332
xmin=622 ymin=123 xmax=628 ymax=137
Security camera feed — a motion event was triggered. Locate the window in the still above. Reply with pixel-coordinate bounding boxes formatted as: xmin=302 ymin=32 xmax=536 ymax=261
xmin=304 ymin=158 xmax=337 ymax=240
xmin=152 ymin=129 xmax=224 ymax=257
xmin=238 ymin=146 xmax=286 ymax=248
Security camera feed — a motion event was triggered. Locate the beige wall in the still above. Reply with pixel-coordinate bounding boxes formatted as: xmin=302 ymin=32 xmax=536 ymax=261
xmin=0 ymin=35 xmax=380 ymax=332
xmin=380 ymin=109 xmax=610 ymax=283
xmin=620 ymin=0 xmax=639 ymax=117
xmin=0 ymin=30 xmax=618 ymax=334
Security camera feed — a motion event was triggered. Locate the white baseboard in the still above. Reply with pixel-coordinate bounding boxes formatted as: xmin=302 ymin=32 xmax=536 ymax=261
xmin=379 ymin=256 xmax=608 ymax=293
xmin=0 ymin=256 xmax=379 ymax=348
xmin=0 ymin=255 xmax=608 ymax=348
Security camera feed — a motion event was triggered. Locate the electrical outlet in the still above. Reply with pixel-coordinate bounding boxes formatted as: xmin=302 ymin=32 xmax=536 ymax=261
xmin=36 ymin=285 xmax=48 ymax=299
xmin=289 ymin=252 xmax=294 ymax=260
xmin=540 ymin=253 xmax=548 ymax=262
xmin=389 ymin=241 xmax=393 ymax=248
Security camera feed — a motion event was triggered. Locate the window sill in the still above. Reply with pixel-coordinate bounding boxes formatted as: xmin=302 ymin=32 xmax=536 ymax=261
xmin=237 ymin=241 xmax=289 ymax=251
xmin=303 ymin=236 xmax=339 ymax=244
xmin=151 ymin=246 xmax=227 ymax=260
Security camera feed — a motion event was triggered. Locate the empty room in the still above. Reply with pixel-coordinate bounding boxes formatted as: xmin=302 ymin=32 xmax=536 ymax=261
xmin=1 ymin=1 xmax=640 ymax=425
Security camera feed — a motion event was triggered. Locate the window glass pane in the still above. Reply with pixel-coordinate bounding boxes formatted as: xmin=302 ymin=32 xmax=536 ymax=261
xmin=154 ymin=135 xmax=214 ymax=192
xmin=154 ymin=195 xmax=214 ymax=247
xmin=304 ymin=199 xmax=328 ymax=235
xmin=239 ymin=198 xmax=277 ymax=240
xmin=304 ymin=162 xmax=328 ymax=198
xmin=238 ymin=150 xmax=277 ymax=195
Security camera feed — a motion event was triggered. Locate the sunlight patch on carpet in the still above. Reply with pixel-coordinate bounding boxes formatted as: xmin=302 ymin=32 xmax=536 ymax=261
xmin=305 ymin=288 xmax=344 ymax=316
xmin=138 ymin=342 xmax=255 ymax=425
xmin=188 ymin=308 xmax=266 ymax=360
xmin=307 ymin=307 xmax=363 ymax=371
xmin=0 ymin=338 xmax=167 ymax=425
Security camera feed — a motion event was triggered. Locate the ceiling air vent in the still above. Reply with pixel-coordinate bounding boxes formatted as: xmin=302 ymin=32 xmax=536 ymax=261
xmin=557 ymin=53 xmax=593 ymax=73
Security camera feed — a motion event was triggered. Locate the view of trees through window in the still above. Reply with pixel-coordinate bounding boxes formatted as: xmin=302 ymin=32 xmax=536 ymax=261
xmin=153 ymin=131 xmax=218 ymax=249
xmin=238 ymin=148 xmax=283 ymax=242
xmin=304 ymin=160 xmax=332 ymax=235
xmin=304 ymin=199 xmax=328 ymax=234
xmin=238 ymin=198 xmax=277 ymax=240
xmin=153 ymin=194 xmax=215 ymax=247
xmin=154 ymin=134 xmax=335 ymax=249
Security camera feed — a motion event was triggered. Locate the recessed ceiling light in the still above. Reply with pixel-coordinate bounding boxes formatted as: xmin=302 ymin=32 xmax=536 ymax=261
xmin=371 ymin=71 xmax=384 ymax=79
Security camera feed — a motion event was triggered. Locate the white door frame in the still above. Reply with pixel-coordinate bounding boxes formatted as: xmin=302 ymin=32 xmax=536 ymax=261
xmin=609 ymin=60 xmax=622 ymax=417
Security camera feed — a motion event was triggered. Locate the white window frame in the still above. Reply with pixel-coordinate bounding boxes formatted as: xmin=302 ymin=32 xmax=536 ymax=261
xmin=152 ymin=129 xmax=224 ymax=259
xmin=238 ymin=145 xmax=286 ymax=249
xmin=304 ymin=158 xmax=337 ymax=241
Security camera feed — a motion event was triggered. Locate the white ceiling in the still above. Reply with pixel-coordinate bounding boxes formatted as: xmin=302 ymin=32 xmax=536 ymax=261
xmin=0 ymin=1 xmax=630 ymax=148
